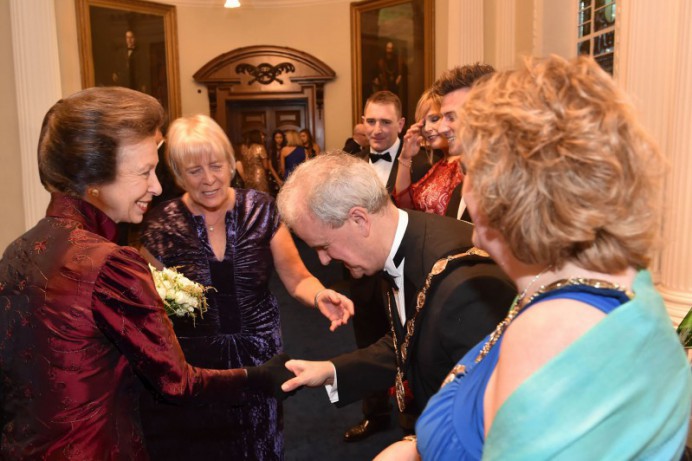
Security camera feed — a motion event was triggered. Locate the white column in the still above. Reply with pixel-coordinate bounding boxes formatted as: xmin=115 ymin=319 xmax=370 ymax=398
xmin=532 ymin=0 xmax=543 ymax=56
xmin=618 ymin=0 xmax=692 ymax=322
xmin=10 ymin=0 xmax=61 ymax=229
xmin=494 ymin=0 xmax=516 ymax=70
xmin=447 ymin=0 xmax=484 ymax=67
xmin=657 ymin=0 xmax=692 ymax=322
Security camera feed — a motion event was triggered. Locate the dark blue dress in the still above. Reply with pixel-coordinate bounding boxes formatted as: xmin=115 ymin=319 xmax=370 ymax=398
xmin=139 ymin=189 xmax=284 ymax=460
xmin=283 ymin=146 xmax=306 ymax=179
xmin=416 ymin=285 xmax=630 ymax=460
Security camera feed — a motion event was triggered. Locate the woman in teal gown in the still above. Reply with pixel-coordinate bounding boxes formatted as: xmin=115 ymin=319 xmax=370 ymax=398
xmin=375 ymin=56 xmax=692 ymax=460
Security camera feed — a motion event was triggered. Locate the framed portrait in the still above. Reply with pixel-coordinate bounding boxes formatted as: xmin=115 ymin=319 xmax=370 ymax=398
xmin=350 ymin=0 xmax=434 ymax=125
xmin=76 ymin=0 xmax=181 ymax=119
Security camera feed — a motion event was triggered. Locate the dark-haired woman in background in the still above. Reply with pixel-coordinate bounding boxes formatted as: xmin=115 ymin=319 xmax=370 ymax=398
xmin=300 ymin=128 xmax=321 ymax=157
xmin=267 ymin=129 xmax=286 ymax=194
xmin=0 ymin=87 xmax=288 ymax=460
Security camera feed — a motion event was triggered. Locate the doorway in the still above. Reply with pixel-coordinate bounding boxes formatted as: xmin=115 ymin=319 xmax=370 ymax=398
xmin=193 ymin=45 xmax=335 ymax=151
xmin=226 ymin=99 xmax=308 ymax=149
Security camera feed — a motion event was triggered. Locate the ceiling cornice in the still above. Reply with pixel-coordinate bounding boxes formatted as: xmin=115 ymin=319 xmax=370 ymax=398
xmin=161 ymin=0 xmax=349 ymax=8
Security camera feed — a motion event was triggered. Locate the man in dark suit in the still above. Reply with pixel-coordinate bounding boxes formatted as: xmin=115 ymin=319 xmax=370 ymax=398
xmin=276 ymin=153 xmax=516 ymax=431
xmin=112 ymin=29 xmax=149 ymax=93
xmin=344 ymin=90 xmax=406 ymax=441
xmin=342 ymin=123 xmax=369 ymax=155
xmin=337 ymin=91 xmax=431 ymax=441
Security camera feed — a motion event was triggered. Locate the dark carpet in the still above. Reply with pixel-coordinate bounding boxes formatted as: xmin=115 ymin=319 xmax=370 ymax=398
xmin=271 ymin=236 xmax=402 ymax=461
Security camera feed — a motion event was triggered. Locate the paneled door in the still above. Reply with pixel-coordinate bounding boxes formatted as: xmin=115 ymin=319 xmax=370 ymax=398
xmin=226 ymin=99 xmax=307 ymax=149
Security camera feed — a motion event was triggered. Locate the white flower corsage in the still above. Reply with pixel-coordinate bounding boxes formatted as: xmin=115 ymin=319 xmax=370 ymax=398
xmin=149 ymin=264 xmax=211 ymax=324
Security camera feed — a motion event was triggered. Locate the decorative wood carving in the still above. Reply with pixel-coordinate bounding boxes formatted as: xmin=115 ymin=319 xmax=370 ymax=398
xmin=235 ymin=62 xmax=295 ymax=85
xmin=194 ymin=45 xmax=336 ymax=148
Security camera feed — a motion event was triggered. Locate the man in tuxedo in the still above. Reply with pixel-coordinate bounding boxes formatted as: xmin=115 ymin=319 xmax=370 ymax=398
xmin=357 ymin=90 xmax=404 ymax=190
xmin=342 ymin=123 xmax=369 ymax=155
xmin=338 ymin=91 xmax=432 ymax=441
xmin=276 ymin=153 xmax=516 ymax=432
xmin=341 ymin=90 xmax=406 ymax=441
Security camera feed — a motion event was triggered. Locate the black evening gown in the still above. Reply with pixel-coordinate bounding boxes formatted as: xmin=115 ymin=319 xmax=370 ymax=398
xmin=139 ymin=189 xmax=284 ymax=460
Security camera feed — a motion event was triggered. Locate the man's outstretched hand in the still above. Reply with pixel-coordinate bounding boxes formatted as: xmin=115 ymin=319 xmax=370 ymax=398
xmin=246 ymin=353 xmax=301 ymax=401
xmin=281 ymin=359 xmax=335 ymax=393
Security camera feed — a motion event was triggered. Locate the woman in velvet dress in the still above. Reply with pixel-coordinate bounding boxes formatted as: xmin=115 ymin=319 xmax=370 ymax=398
xmin=138 ymin=114 xmax=353 ymax=460
xmin=280 ymin=129 xmax=308 ymax=179
xmin=392 ymin=89 xmax=468 ymax=221
xmin=0 ymin=87 xmax=288 ymax=460
xmin=375 ymin=56 xmax=691 ymax=460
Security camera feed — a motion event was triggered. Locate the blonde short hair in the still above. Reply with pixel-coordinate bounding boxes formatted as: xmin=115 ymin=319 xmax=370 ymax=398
xmin=166 ymin=114 xmax=236 ymax=187
xmin=284 ymin=129 xmax=301 ymax=147
xmin=460 ymin=55 xmax=664 ymax=272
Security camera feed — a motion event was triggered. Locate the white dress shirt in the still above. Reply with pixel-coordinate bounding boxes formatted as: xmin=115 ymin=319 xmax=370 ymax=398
xmin=383 ymin=208 xmax=408 ymax=325
xmin=326 ymin=209 xmax=409 ymax=402
xmin=368 ymin=138 xmax=401 ymax=187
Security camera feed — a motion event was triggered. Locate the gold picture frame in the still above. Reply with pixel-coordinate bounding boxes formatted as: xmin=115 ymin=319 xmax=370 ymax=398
xmin=350 ymin=0 xmax=434 ymax=125
xmin=76 ymin=0 xmax=181 ymax=119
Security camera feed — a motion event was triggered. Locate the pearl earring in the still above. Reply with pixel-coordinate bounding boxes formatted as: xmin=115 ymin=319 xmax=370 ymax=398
xmin=89 ymin=188 xmax=100 ymax=197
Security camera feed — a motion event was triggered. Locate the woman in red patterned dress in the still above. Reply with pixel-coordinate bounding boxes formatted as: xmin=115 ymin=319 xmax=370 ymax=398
xmin=392 ymin=89 xmax=469 ymax=221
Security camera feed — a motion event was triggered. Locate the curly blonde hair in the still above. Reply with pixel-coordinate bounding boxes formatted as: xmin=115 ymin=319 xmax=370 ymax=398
xmin=460 ymin=55 xmax=664 ymax=272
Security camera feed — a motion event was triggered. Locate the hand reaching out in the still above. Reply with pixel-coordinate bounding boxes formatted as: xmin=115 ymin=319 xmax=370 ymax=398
xmin=245 ymin=353 xmax=299 ymax=401
xmin=281 ymin=359 xmax=335 ymax=393
xmin=315 ymin=289 xmax=354 ymax=331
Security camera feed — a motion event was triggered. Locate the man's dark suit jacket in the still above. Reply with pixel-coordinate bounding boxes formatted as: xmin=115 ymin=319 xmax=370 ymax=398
xmin=342 ymin=138 xmax=364 ymax=155
xmin=331 ymin=211 xmax=516 ymax=412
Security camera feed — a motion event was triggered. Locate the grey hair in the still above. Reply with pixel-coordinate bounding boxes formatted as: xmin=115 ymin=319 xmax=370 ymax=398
xmin=277 ymin=150 xmax=389 ymax=228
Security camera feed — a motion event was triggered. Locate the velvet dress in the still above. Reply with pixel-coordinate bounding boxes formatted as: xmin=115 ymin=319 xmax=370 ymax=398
xmin=138 ymin=189 xmax=284 ymax=460
xmin=0 ymin=194 xmax=249 ymax=460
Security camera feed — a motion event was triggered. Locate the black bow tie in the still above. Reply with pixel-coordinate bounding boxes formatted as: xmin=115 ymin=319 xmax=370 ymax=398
xmin=369 ymin=151 xmax=392 ymax=163
xmin=381 ymin=270 xmax=398 ymax=290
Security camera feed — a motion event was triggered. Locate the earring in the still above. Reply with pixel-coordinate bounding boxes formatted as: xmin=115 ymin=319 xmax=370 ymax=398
xmin=89 ymin=188 xmax=100 ymax=198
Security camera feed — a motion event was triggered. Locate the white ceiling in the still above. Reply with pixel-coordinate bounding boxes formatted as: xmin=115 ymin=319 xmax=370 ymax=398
xmin=163 ymin=0 xmax=349 ymax=8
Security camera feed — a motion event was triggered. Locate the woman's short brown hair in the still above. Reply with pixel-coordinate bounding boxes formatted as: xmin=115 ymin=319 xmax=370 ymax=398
xmin=38 ymin=87 xmax=165 ymax=196
xmin=461 ymin=55 xmax=664 ymax=272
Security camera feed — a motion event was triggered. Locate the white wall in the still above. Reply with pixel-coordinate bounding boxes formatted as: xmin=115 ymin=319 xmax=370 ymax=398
xmin=175 ymin=3 xmax=352 ymax=149
xmin=0 ymin=0 xmax=25 ymax=250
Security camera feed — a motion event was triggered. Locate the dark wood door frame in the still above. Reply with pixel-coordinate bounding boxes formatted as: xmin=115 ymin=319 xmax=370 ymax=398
xmin=193 ymin=45 xmax=336 ymax=149
xmin=226 ymin=99 xmax=308 ymax=149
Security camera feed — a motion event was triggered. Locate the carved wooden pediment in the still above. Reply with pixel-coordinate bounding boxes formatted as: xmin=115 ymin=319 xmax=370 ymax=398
xmin=194 ymin=45 xmax=336 ymax=147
